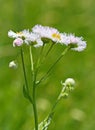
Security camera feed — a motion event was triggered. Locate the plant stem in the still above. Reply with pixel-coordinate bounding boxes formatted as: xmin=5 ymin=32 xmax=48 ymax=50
xmin=40 ymin=43 xmax=54 ymax=65
xmin=35 ymin=45 xmax=45 ymax=73
xmin=45 ymin=94 xmax=61 ymax=128
xmin=29 ymin=46 xmax=34 ymax=73
xmin=36 ymin=43 xmax=54 ymax=77
xmin=45 ymin=43 xmax=54 ymax=58
xmin=29 ymin=46 xmax=38 ymax=130
xmin=37 ymin=46 xmax=71 ymax=85
xmin=32 ymin=85 xmax=38 ymax=130
xmin=21 ymin=47 xmax=29 ymax=93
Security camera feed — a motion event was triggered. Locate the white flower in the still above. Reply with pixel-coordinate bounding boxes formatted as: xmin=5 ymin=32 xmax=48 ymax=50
xmin=8 ymin=29 xmax=30 ymax=39
xmin=9 ymin=61 xmax=18 ymax=69
xmin=60 ymin=33 xmax=87 ymax=51
xmin=25 ymin=32 xmax=43 ymax=47
xmin=8 ymin=29 xmax=43 ymax=47
xmin=8 ymin=29 xmax=31 ymax=46
xmin=8 ymin=26 xmax=87 ymax=50
xmin=32 ymin=24 xmax=61 ymax=43
xmin=13 ymin=38 xmax=23 ymax=47
xmin=8 ymin=30 xmax=18 ymax=38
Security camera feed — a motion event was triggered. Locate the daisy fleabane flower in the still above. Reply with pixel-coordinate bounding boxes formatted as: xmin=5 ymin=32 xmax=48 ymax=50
xmin=60 ymin=33 xmax=87 ymax=51
xmin=8 ymin=30 xmax=30 ymax=39
xmin=32 ymin=24 xmax=61 ymax=43
xmin=8 ymin=29 xmax=43 ymax=47
xmin=8 ymin=30 xmax=30 ymax=47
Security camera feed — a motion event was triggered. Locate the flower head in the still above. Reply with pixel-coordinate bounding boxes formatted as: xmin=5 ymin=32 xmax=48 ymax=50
xmin=8 ymin=30 xmax=31 ymax=47
xmin=8 ymin=25 xmax=87 ymax=50
xmin=25 ymin=32 xmax=43 ymax=47
xmin=8 ymin=29 xmax=43 ymax=47
xmin=8 ymin=30 xmax=30 ymax=39
xmin=60 ymin=33 xmax=87 ymax=51
xmin=32 ymin=24 xmax=61 ymax=43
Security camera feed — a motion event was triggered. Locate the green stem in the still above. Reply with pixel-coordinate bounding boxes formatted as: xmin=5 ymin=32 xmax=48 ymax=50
xmin=36 ymin=45 xmax=45 ymax=68
xmin=51 ymin=98 xmax=59 ymax=114
xmin=33 ymin=86 xmax=38 ymax=130
xmin=44 ymin=43 xmax=54 ymax=58
xmin=21 ymin=47 xmax=29 ymax=93
xmin=48 ymin=85 xmax=67 ymax=121
xmin=37 ymin=46 xmax=70 ymax=85
xmin=48 ymin=92 xmax=61 ymax=119
xmin=40 ymin=43 xmax=54 ymax=66
xmin=29 ymin=46 xmax=34 ymax=72
xmin=46 ymin=95 xmax=61 ymax=127
xmin=36 ymin=43 xmax=54 ymax=72
xmin=29 ymin=46 xmax=38 ymax=130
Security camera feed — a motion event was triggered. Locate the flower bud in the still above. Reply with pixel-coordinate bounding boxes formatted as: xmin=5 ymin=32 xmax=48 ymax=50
xmin=65 ymin=78 xmax=75 ymax=87
xmin=13 ymin=38 xmax=23 ymax=47
xmin=9 ymin=61 xmax=18 ymax=69
xmin=59 ymin=78 xmax=75 ymax=99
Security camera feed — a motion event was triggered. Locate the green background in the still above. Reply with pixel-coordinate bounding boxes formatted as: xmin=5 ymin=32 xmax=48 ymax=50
xmin=0 ymin=0 xmax=94 ymax=130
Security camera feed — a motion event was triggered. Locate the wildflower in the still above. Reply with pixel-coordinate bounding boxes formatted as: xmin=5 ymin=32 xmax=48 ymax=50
xmin=8 ymin=29 xmax=43 ymax=47
xmin=8 ymin=29 xmax=30 ymax=46
xmin=32 ymin=24 xmax=61 ymax=43
xmin=8 ymin=30 xmax=30 ymax=39
xmin=60 ymin=33 xmax=87 ymax=51
xmin=9 ymin=61 xmax=18 ymax=69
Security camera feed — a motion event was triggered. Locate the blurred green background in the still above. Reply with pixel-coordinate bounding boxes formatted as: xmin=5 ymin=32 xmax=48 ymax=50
xmin=0 ymin=0 xmax=95 ymax=130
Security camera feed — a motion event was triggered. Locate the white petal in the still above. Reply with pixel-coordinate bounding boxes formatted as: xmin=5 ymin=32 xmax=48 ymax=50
xmin=8 ymin=30 xmax=17 ymax=38
xmin=34 ymin=39 xmax=43 ymax=47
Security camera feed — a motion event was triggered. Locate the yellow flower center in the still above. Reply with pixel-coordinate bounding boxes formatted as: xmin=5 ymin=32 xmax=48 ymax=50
xmin=52 ymin=33 xmax=61 ymax=40
xmin=17 ymin=32 xmax=23 ymax=36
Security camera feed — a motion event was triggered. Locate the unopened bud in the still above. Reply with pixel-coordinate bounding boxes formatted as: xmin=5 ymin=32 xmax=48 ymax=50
xmin=59 ymin=78 xmax=75 ymax=99
xmin=9 ymin=61 xmax=18 ymax=69
xmin=65 ymin=78 xmax=75 ymax=87
xmin=13 ymin=38 xmax=23 ymax=47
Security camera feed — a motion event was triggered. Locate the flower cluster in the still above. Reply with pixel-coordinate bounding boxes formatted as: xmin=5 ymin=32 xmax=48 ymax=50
xmin=8 ymin=24 xmax=87 ymax=51
xmin=8 ymin=29 xmax=43 ymax=47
